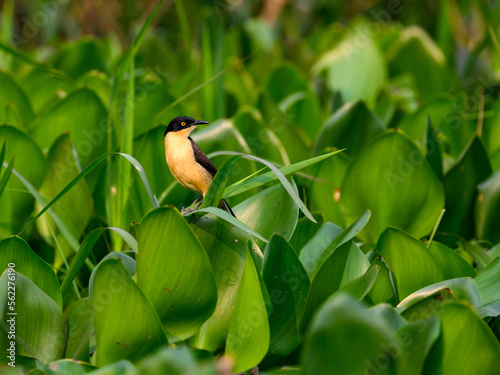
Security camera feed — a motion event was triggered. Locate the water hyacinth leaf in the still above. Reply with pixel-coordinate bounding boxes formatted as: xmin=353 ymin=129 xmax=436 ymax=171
xmin=302 ymin=294 xmax=397 ymax=375
xmin=289 ymin=212 xmax=325 ymax=256
xmin=474 ymin=258 xmax=500 ymax=305
xmin=66 ymin=297 xmax=94 ymax=361
xmin=340 ymin=129 xmax=445 ymax=243
xmin=279 ymin=90 xmax=321 ymax=141
xmin=0 ymin=152 xmax=14 ymax=199
xmin=0 ymin=70 xmax=34 ymax=127
xmin=37 ymin=133 xmax=93 ymax=267
xmin=0 ymin=125 xmax=46 ymax=235
xmin=0 ymin=271 xmax=65 ymax=364
xmin=475 ymin=171 xmax=500 ymax=244
xmin=136 ymin=206 xmax=217 ymax=341
xmin=378 ymin=227 xmax=443 ymax=301
xmin=0 ymin=236 xmax=62 ymax=309
xmin=397 ymin=278 xmax=482 ymax=321
xmin=367 ymin=256 xmax=395 ymax=305
xmin=440 ymin=137 xmax=492 ymax=237
xmin=226 ymin=248 xmax=270 ymax=373
xmin=313 ymin=27 xmax=386 ymax=107
xmin=187 ymin=215 xmax=249 ymax=352
xmin=424 ymin=303 xmax=500 ymax=375
xmin=340 ymin=264 xmax=379 ymax=300
xmin=265 ymin=63 xmax=308 ymax=103
xmin=302 ymin=241 xmax=369 ymax=328
xmin=307 ymin=149 xmax=351 ymax=227
xmin=30 ymin=88 xmax=108 ymax=168
xmin=88 ymin=251 xmax=136 ymax=296
xmin=424 ymin=116 xmax=443 ymax=178
xmin=200 ymin=155 xmax=241 ymax=211
xmin=299 ymin=222 xmax=343 ymax=277
xmin=262 ymin=234 xmax=310 ymax=359
xmin=313 ymin=101 xmax=385 ymax=157
xmin=93 ymin=258 xmax=168 ymax=366
xmin=233 ymin=181 xmax=299 ymax=247
xmin=45 ymin=359 xmax=95 ymax=374
xmin=428 ymin=241 xmax=476 ymax=279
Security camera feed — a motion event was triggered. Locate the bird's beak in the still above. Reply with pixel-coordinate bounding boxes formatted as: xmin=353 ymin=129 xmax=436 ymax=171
xmin=193 ymin=120 xmax=209 ymax=126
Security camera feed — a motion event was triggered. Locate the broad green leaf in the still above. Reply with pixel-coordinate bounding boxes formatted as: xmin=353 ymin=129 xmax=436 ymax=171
xmin=302 ymin=241 xmax=369 ymax=328
xmin=378 ymin=227 xmax=443 ymax=301
xmin=0 ymin=236 xmax=62 ymax=309
xmin=367 ymin=255 xmax=395 ymax=305
xmin=77 ymin=70 xmax=111 ymax=111
xmin=0 ymin=125 xmax=46 ymax=235
xmin=66 ymin=297 xmax=94 ymax=361
xmin=226 ymin=247 xmax=270 ymax=373
xmin=424 ymin=303 xmax=500 ymax=375
xmin=0 ymin=271 xmax=65 ymax=364
xmin=200 ymin=155 xmax=241 ymax=211
xmin=52 ymin=38 xmax=109 ymax=79
xmin=398 ymin=278 xmax=482 ymax=321
xmin=396 ymin=317 xmax=441 ymax=375
xmin=307 ymin=149 xmax=351 ymax=227
xmin=299 ymin=222 xmax=343 ymax=277
xmin=262 ymin=234 xmax=310 ymax=360
xmin=187 ymin=215 xmax=250 ymax=352
xmin=89 ymin=252 xmax=136 ymax=296
xmin=313 ymin=26 xmax=386 ymax=107
xmin=313 ymin=101 xmax=385 ymax=156
xmin=93 ymin=258 xmax=168 ymax=366
xmin=428 ymin=241 xmax=476 ymax=279
xmin=340 ymin=264 xmax=379 ymax=300
xmin=279 ymin=91 xmax=321 ymax=141
xmin=37 ymin=133 xmax=93 ymax=268
xmin=86 ymin=360 xmax=134 ymax=374
xmin=135 ymin=346 xmax=209 ymax=375
xmin=289 ymin=212 xmax=325 ymax=256
xmin=223 ymin=149 xmax=345 ymax=199
xmin=0 ymin=70 xmax=34 ymax=128
xmin=440 ymin=137 xmax=492 ymax=237
xmin=424 ymin=116 xmax=443 ymax=177
xmin=302 ymin=294 xmax=397 ymax=375
xmin=340 ymin=129 xmax=445 ymax=242
xmin=265 ymin=63 xmax=308 ymax=103
xmin=0 ymin=152 xmax=14 ymax=198
xmin=30 ymin=88 xmax=108 ymax=168
xmin=482 ymin=97 xmax=500 ymax=155
xmin=45 ymin=359 xmax=95 ymax=375
xmin=233 ymin=181 xmax=299 ymax=247
xmin=475 ymin=170 xmax=500 ymax=244
xmin=137 ymin=206 xmax=217 ymax=341
xmin=475 ymin=257 xmax=500 ymax=305
xmin=387 ymin=26 xmax=449 ymax=97
xmin=61 ymin=226 xmax=139 ymax=296
xmin=20 ymin=68 xmax=73 ymax=114
xmin=232 ymin=107 xmax=290 ymax=165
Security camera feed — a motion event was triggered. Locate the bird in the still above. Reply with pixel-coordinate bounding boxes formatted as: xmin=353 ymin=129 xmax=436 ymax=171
xmin=164 ymin=116 xmax=236 ymax=217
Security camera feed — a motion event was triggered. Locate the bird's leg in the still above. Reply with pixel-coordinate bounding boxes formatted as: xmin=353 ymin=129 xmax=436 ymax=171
xmin=193 ymin=196 xmax=204 ymax=210
xmin=181 ymin=195 xmax=204 ymax=216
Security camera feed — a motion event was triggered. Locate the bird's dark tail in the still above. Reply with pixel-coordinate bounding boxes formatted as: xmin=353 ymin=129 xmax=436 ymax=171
xmin=220 ymin=199 xmax=236 ymax=218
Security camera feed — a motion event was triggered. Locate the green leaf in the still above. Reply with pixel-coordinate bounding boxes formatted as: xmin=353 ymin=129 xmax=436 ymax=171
xmin=279 ymin=91 xmax=321 ymax=141
xmin=475 ymin=170 xmax=500 ymax=244
xmin=367 ymin=255 xmax=395 ymax=305
xmin=475 ymin=257 xmax=500 ymax=305
xmin=137 ymin=206 xmax=217 ymax=341
xmin=0 ymin=236 xmax=62 ymax=309
xmin=299 ymin=222 xmax=343 ymax=277
xmin=262 ymin=234 xmax=310 ymax=359
xmin=200 ymin=155 xmax=241 ymax=210
xmin=428 ymin=241 xmax=476 ymax=279
xmin=265 ymin=63 xmax=308 ymax=103
xmin=226 ymin=247 xmax=270 ymax=373
xmin=378 ymin=227 xmax=443 ymax=301
xmin=440 ymin=137 xmax=492 ymax=236
xmin=0 ymin=153 xmax=14 ymax=199
xmin=313 ymin=25 xmax=386 ymax=107
xmin=302 ymin=294 xmax=397 ymax=375
xmin=340 ymin=129 xmax=445 ymax=243
xmin=93 ymin=258 xmax=168 ymax=366
xmin=397 ymin=278 xmax=482 ymax=321
xmin=288 ymin=212 xmax=325 ymax=256
xmin=0 ymin=125 xmax=46 ymax=235
xmin=425 ymin=116 xmax=443 ymax=178
xmin=340 ymin=264 xmax=379 ymax=300
xmin=223 ymin=149 xmax=344 ymax=199
xmin=66 ymin=297 xmax=94 ymax=361
xmin=302 ymin=241 xmax=369 ymax=328
xmin=187 ymin=215 xmax=251 ymax=352
xmin=89 ymin=251 xmax=136 ymax=296
xmin=0 ymin=70 xmax=34 ymax=127
xmin=425 ymin=303 xmax=500 ymax=375
xmin=0 ymin=271 xmax=65 ymax=364
xmin=233 ymin=181 xmax=299 ymax=247
xmin=313 ymin=101 xmax=385 ymax=156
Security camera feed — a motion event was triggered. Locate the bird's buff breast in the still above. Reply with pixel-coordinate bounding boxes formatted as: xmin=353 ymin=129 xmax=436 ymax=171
xmin=164 ymin=130 xmax=213 ymax=195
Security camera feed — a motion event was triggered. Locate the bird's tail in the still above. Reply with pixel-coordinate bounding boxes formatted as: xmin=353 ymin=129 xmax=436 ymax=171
xmin=220 ymin=199 xmax=236 ymax=218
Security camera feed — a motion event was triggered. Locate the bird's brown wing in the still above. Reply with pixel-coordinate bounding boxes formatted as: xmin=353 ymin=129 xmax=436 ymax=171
xmin=189 ymin=137 xmax=218 ymax=177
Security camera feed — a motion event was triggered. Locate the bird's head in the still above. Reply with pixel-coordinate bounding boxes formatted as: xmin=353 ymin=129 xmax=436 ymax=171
xmin=164 ymin=116 xmax=209 ymax=136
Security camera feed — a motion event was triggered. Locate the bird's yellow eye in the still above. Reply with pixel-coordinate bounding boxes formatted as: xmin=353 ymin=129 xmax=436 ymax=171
xmin=181 ymin=121 xmax=186 ymax=126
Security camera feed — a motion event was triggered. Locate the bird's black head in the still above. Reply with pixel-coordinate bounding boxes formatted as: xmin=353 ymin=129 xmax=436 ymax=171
xmin=164 ymin=116 xmax=209 ymax=136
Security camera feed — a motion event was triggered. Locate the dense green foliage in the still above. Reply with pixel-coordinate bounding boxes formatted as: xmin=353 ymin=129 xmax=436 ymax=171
xmin=1 ymin=0 xmax=500 ymax=374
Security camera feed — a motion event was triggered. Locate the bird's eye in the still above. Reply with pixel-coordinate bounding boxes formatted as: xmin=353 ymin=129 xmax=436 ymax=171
xmin=181 ymin=121 xmax=186 ymax=126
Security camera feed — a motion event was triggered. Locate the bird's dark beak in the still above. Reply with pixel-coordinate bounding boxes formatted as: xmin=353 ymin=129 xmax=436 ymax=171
xmin=193 ymin=120 xmax=209 ymax=126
